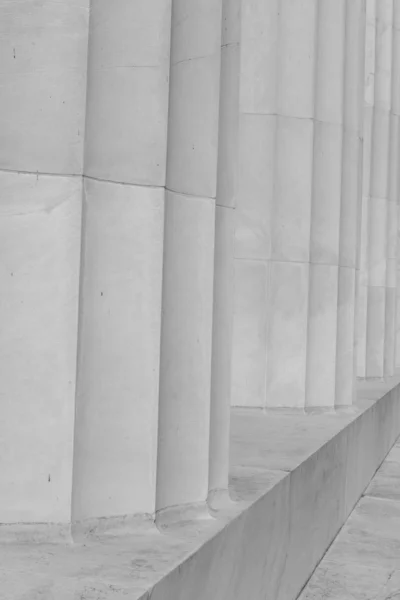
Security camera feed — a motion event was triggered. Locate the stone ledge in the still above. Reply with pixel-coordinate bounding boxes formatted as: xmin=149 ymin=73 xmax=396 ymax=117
xmin=2 ymin=377 xmax=400 ymax=600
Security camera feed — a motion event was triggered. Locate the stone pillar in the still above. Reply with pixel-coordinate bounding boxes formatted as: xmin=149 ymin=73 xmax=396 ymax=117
xmin=384 ymin=1 xmax=400 ymax=376
xmin=365 ymin=0 xmax=395 ymax=378
xmin=208 ymin=0 xmax=241 ymax=510
xmin=327 ymin=0 xmax=366 ymax=407
xmin=156 ymin=0 xmax=223 ymax=522
xmin=0 ymin=1 xmax=88 ymax=533
xmin=72 ymin=1 xmax=171 ymax=528
xmin=393 ymin=4 xmax=400 ymax=371
xmin=307 ymin=0 xmax=365 ymax=409
xmin=357 ymin=0 xmax=376 ymax=378
xmin=232 ymin=0 xmax=365 ymax=409
xmin=396 ymin=199 xmax=400 ymax=368
xmin=396 ymin=2 xmax=400 ymax=372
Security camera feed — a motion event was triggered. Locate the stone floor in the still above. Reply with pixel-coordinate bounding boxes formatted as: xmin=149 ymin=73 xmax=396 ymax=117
xmin=299 ymin=438 xmax=400 ymax=600
xmin=1 ymin=376 xmax=400 ymax=600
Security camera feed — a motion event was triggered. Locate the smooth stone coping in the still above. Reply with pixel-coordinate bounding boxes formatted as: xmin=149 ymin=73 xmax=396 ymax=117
xmin=2 ymin=375 xmax=400 ymax=600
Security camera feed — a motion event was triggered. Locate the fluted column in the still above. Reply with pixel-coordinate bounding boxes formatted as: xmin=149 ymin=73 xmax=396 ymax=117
xmin=72 ymin=1 xmax=171 ymax=527
xmin=207 ymin=0 xmax=241 ymax=509
xmin=357 ymin=0 xmax=376 ymax=378
xmin=365 ymin=0 xmax=396 ymax=378
xmin=396 ymin=197 xmax=400 ymax=368
xmin=232 ymin=0 xmax=365 ymax=409
xmin=0 ymin=1 xmax=88 ymax=529
xmin=156 ymin=0 xmax=223 ymax=521
xmin=314 ymin=0 xmax=365 ymax=407
xmin=394 ymin=4 xmax=400 ymax=371
xmin=385 ymin=1 xmax=400 ymax=376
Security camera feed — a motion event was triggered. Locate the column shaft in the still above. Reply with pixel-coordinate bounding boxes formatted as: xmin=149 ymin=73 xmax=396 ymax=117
xmin=208 ymin=0 xmax=241 ymax=508
xmin=366 ymin=0 xmax=393 ymax=378
xmin=357 ymin=0 xmax=377 ymax=378
xmin=156 ymin=0 xmax=223 ymax=520
xmin=0 ymin=1 xmax=88 ymax=529
xmin=335 ymin=0 xmax=366 ymax=406
xmin=393 ymin=4 xmax=400 ymax=370
xmin=384 ymin=1 xmax=400 ymax=376
xmin=232 ymin=0 xmax=365 ymax=409
xmin=72 ymin=0 xmax=171 ymax=526
xmin=306 ymin=0 xmax=346 ymax=408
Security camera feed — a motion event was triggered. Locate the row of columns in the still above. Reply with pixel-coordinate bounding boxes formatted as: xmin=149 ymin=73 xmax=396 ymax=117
xmin=358 ymin=0 xmax=400 ymax=379
xmin=73 ymin=0 xmax=231 ymax=524
xmin=0 ymin=0 xmax=233 ymax=528
xmin=1 ymin=0 xmax=400 ymax=530
xmin=232 ymin=0 xmax=366 ymax=409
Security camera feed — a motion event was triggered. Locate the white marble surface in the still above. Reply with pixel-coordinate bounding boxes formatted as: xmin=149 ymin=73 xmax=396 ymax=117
xmin=0 ymin=0 xmax=87 ymax=527
xmin=157 ymin=192 xmax=215 ymax=514
xmin=0 ymin=172 xmax=82 ymax=525
xmin=233 ymin=0 xmax=365 ymax=408
xmin=360 ymin=0 xmax=400 ymax=380
xmin=300 ymin=438 xmax=400 ymax=600
xmin=73 ymin=179 xmax=165 ymax=522
xmin=1 ymin=377 xmax=400 ymax=599
xmin=156 ymin=0 xmax=223 ymax=516
xmin=84 ymin=0 xmax=171 ymax=186
xmin=0 ymin=0 xmax=89 ymax=174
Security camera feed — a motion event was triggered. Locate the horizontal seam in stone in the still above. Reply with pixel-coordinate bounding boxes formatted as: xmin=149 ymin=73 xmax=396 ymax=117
xmin=86 ymin=175 xmax=163 ymax=190
xmin=0 ymin=169 xmax=167 ymax=190
xmin=240 ymin=112 xmax=362 ymax=132
xmin=215 ymin=203 xmax=235 ymax=209
xmin=0 ymin=167 xmax=82 ymax=178
xmin=171 ymin=53 xmax=216 ymax=68
xmin=221 ymin=42 xmax=239 ymax=49
xmin=234 ymin=256 xmax=356 ymax=269
xmin=0 ymin=169 xmax=222 ymax=202
xmin=165 ymin=187 xmax=216 ymax=201
xmin=369 ymin=196 xmax=397 ymax=203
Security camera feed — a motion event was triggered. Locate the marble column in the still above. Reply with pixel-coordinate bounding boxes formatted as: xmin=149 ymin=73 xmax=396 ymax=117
xmin=396 ymin=200 xmax=400 ymax=368
xmin=365 ymin=0 xmax=396 ymax=378
xmin=72 ymin=1 xmax=170 ymax=528
xmin=394 ymin=4 xmax=400 ymax=370
xmin=357 ymin=0 xmax=376 ymax=378
xmin=208 ymin=0 xmax=241 ymax=509
xmin=384 ymin=0 xmax=400 ymax=376
xmin=156 ymin=0 xmax=223 ymax=522
xmin=0 ymin=1 xmax=88 ymax=531
xmin=326 ymin=0 xmax=366 ymax=407
xmin=307 ymin=0 xmax=365 ymax=409
xmin=232 ymin=0 xmax=365 ymax=409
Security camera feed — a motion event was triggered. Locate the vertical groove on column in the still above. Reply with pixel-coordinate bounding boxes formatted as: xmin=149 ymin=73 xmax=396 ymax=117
xmin=265 ymin=0 xmax=317 ymax=408
xmin=393 ymin=3 xmax=400 ymax=370
xmin=208 ymin=0 xmax=241 ymax=510
xmin=336 ymin=0 xmax=366 ymax=406
xmin=384 ymin=0 xmax=400 ymax=375
xmin=231 ymin=0 xmax=279 ymax=408
xmin=367 ymin=0 xmax=393 ymax=378
xmin=357 ymin=0 xmax=377 ymax=378
xmin=366 ymin=0 xmax=393 ymax=378
xmin=395 ymin=0 xmax=400 ymax=370
xmin=396 ymin=199 xmax=400 ymax=368
xmin=306 ymin=0 xmax=345 ymax=408
xmin=156 ymin=0 xmax=223 ymax=524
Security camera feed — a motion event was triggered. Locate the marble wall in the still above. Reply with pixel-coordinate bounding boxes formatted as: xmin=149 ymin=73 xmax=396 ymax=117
xmin=1 ymin=0 xmax=399 ymax=530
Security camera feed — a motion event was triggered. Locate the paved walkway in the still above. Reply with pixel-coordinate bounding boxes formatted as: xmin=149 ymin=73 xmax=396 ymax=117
xmin=299 ymin=439 xmax=400 ymax=600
